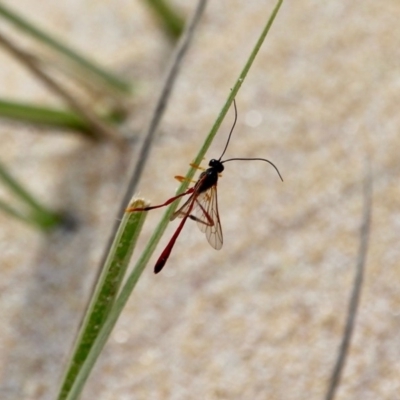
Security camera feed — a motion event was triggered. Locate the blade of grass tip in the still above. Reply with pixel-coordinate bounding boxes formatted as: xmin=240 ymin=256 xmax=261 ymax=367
xmin=0 ymin=161 xmax=62 ymax=230
xmin=0 ymin=2 xmax=131 ymax=94
xmin=324 ymin=161 xmax=372 ymax=400
xmin=63 ymin=2 xmax=284 ymax=399
xmin=57 ymin=198 xmax=148 ymax=400
xmin=144 ymin=0 xmax=185 ymax=39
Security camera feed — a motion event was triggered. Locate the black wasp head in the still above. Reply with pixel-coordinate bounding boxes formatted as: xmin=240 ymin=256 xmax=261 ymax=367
xmin=209 ymin=159 xmax=224 ymax=173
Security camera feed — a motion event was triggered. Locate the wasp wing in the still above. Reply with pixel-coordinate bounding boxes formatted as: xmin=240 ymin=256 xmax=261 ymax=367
xmin=193 ymin=186 xmax=223 ymax=250
xmin=171 ymin=185 xmax=223 ymax=250
xmin=170 ymin=194 xmax=194 ymax=221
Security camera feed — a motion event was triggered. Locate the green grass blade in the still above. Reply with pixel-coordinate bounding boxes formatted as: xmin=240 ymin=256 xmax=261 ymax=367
xmin=0 ymin=197 xmax=62 ymax=230
xmin=0 ymin=160 xmax=51 ymax=213
xmin=0 ymin=198 xmax=32 ymax=224
xmin=57 ymin=199 xmax=148 ymax=400
xmin=144 ymin=0 xmax=185 ymax=39
xmin=0 ymin=99 xmax=90 ymax=131
xmin=60 ymin=2 xmax=284 ymax=399
xmin=62 ymin=205 xmax=174 ymax=400
xmin=28 ymin=208 xmax=63 ymax=231
xmin=0 ymin=99 xmax=125 ymax=137
xmin=0 ymin=161 xmax=62 ymax=230
xmin=0 ymin=2 xmax=131 ymax=94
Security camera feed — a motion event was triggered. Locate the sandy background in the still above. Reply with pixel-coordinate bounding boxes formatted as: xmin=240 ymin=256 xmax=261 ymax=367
xmin=0 ymin=0 xmax=399 ymax=399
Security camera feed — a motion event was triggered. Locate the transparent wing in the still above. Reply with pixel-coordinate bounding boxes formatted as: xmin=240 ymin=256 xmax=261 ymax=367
xmin=193 ymin=186 xmax=223 ymax=250
xmin=170 ymin=194 xmax=194 ymax=221
xmin=171 ymin=186 xmax=223 ymax=250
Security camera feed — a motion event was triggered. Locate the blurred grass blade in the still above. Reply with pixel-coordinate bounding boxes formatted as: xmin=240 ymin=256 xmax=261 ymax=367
xmin=61 ymin=2 xmax=284 ymax=399
xmin=325 ymin=162 xmax=372 ymax=400
xmin=0 ymin=161 xmax=62 ymax=230
xmin=144 ymin=0 xmax=185 ymax=39
xmin=0 ymin=99 xmax=124 ymax=137
xmin=0 ymin=198 xmax=32 ymax=224
xmin=0 ymin=99 xmax=90 ymax=131
xmin=58 ymin=198 xmax=148 ymax=400
xmin=0 ymin=160 xmax=51 ymax=212
xmin=28 ymin=207 xmax=64 ymax=231
xmin=0 ymin=197 xmax=61 ymax=230
xmin=0 ymin=1 xmax=131 ymax=94
xmin=0 ymin=33 xmax=124 ymax=143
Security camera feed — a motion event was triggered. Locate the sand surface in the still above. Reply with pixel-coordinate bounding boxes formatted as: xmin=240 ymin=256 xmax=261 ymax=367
xmin=0 ymin=1 xmax=399 ymax=399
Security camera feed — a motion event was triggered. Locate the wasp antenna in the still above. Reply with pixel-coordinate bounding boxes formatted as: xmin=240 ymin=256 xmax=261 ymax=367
xmin=218 ymin=98 xmax=238 ymax=161
xmin=222 ymin=157 xmax=284 ymax=182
